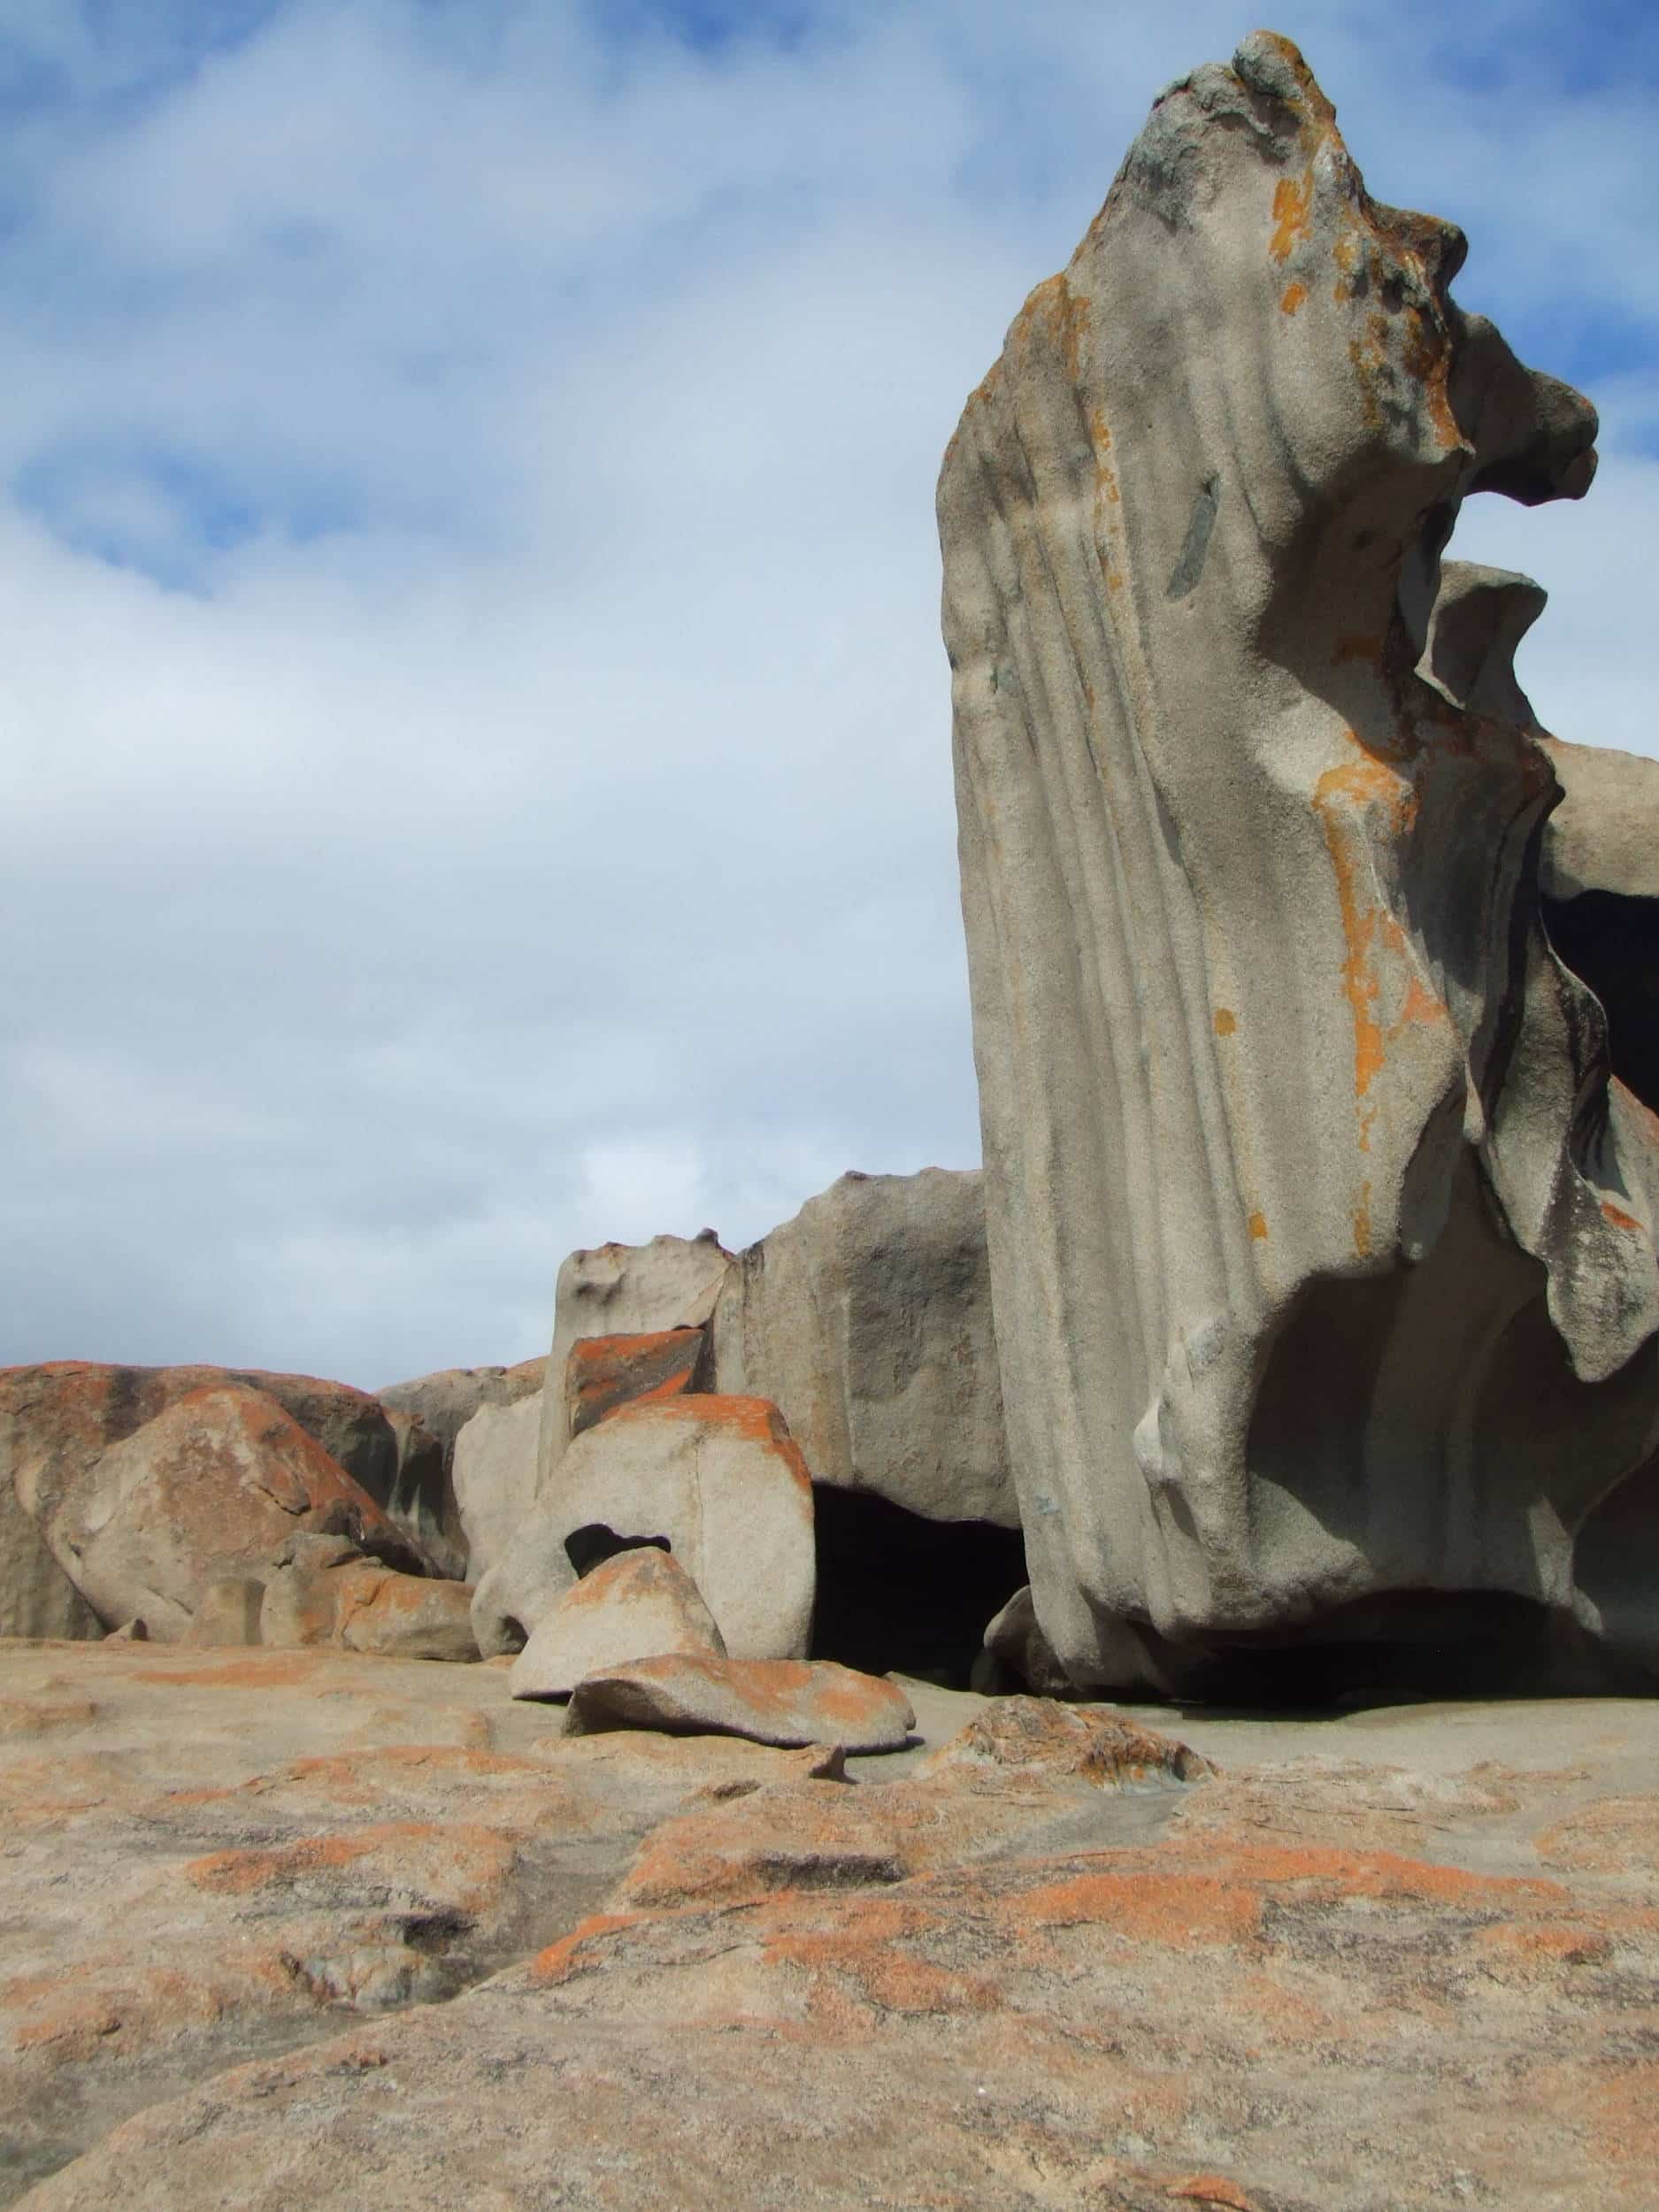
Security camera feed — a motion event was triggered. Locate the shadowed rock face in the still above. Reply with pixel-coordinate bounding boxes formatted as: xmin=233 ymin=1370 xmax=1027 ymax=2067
xmin=939 ymin=31 xmax=1659 ymax=1694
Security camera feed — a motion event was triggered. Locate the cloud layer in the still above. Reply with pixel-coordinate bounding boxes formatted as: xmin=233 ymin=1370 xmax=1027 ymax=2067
xmin=3 ymin=0 xmax=1655 ymax=1386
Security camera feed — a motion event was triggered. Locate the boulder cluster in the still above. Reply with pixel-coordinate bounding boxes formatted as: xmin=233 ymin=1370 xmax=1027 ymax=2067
xmin=1 ymin=1170 xmax=1027 ymax=1737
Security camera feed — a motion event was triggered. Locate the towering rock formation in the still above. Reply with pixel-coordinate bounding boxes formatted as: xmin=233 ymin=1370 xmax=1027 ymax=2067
xmin=939 ymin=32 xmax=1659 ymax=1694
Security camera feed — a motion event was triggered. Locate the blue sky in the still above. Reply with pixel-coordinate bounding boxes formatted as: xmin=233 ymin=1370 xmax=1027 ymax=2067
xmin=2 ymin=0 xmax=1655 ymax=1385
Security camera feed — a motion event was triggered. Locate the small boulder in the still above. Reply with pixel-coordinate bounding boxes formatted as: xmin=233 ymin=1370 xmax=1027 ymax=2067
xmin=975 ymin=1585 xmax=1075 ymax=1697
xmin=509 ymin=1548 xmax=725 ymax=1701
xmin=472 ymin=1394 xmax=815 ymax=1661
xmin=17 ymin=1381 xmax=427 ymax=1639
xmin=566 ymin=1654 xmax=916 ymax=1753
xmin=261 ymin=1550 xmax=478 ymax=1661
xmin=919 ymin=1699 xmax=1213 ymax=1786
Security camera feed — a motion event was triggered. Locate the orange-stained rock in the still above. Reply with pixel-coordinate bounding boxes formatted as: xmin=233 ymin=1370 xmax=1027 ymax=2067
xmin=12 ymin=1383 xmax=427 ymax=1639
xmin=0 ymin=1361 xmax=403 ymax=1532
xmin=472 ymin=1394 xmax=815 ymax=1662
xmin=919 ymin=1699 xmax=1212 ymax=1787
xmin=535 ymin=1232 xmax=733 ymax=1489
xmin=567 ymin=1654 xmax=915 ymax=1754
xmin=565 ymin=1328 xmax=710 ymax=1442
xmin=260 ymin=1549 xmax=478 ymax=1662
xmin=510 ymin=1548 xmax=723 ymax=1701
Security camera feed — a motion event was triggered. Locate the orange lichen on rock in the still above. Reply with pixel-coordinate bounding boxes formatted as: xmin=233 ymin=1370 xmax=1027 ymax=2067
xmin=1269 ymin=170 xmax=1313 ymax=262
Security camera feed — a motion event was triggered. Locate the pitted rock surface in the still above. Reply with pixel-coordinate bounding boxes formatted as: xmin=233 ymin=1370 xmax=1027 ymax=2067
xmin=3 ymin=1640 xmax=1655 ymax=2212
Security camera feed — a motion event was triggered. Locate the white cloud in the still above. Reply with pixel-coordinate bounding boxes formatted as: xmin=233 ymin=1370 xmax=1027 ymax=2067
xmin=1 ymin=0 xmax=1654 ymax=1386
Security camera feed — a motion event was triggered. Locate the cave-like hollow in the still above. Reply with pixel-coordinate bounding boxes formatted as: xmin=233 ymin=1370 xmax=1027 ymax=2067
xmin=808 ymin=1484 xmax=1027 ymax=1687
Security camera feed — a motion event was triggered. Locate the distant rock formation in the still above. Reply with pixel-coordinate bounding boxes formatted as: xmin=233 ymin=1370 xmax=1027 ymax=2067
xmin=939 ymin=32 xmax=1659 ymax=1694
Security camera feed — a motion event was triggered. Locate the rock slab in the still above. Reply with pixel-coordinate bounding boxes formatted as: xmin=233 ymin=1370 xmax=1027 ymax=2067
xmin=566 ymin=1653 xmax=917 ymax=1753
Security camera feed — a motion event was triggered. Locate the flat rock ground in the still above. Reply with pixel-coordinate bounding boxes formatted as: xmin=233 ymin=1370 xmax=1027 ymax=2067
xmin=1 ymin=1639 xmax=1655 ymax=2211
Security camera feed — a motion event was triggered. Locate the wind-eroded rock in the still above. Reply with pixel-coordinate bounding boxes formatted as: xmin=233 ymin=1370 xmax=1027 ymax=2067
xmin=940 ymin=29 xmax=1659 ymax=1692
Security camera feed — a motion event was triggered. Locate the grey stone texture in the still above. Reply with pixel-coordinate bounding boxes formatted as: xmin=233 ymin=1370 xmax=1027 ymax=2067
xmin=377 ymin=1357 xmax=546 ymax=1578
xmin=450 ymin=1394 xmax=543 ymax=1588
xmin=710 ymin=1168 xmax=1016 ymax=1526
xmin=939 ymin=31 xmax=1659 ymax=1693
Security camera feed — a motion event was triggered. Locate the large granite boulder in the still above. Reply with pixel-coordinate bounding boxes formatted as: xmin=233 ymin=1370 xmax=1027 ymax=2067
xmin=9 ymin=1379 xmax=429 ymax=1640
xmin=473 ymin=1395 xmax=815 ymax=1663
xmin=710 ymin=1168 xmax=1016 ymax=1527
xmin=534 ymin=1233 xmax=733 ymax=1490
xmin=939 ymin=32 xmax=1659 ymax=1694
xmin=2 ymin=1360 xmax=402 ymax=1508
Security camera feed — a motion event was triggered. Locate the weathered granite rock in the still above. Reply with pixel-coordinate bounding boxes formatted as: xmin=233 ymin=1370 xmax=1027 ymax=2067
xmin=449 ymin=1394 xmax=541 ymax=1587
xmin=376 ymin=1358 xmax=545 ymax=1578
xmin=180 ymin=1574 xmax=266 ymax=1648
xmin=473 ymin=1395 xmax=815 ymax=1662
xmin=13 ymin=1382 xmax=428 ymax=1639
xmin=535 ymin=1232 xmax=733 ymax=1488
xmin=918 ymin=1697 xmax=1213 ymax=1786
xmin=5 ymin=1632 xmax=1659 ymax=2211
xmin=509 ymin=1548 xmax=725 ymax=1701
xmin=564 ymin=1327 xmax=710 ymax=1444
xmin=566 ymin=1654 xmax=916 ymax=1752
xmin=1540 ymin=735 xmax=1659 ymax=905
xmin=377 ymin=1356 xmax=548 ymax=1464
xmin=379 ymin=1409 xmax=465 ymax=1581
xmin=261 ymin=1551 xmax=479 ymax=1662
xmin=939 ymin=31 xmax=1659 ymax=1694
xmin=976 ymin=1585 xmax=1074 ymax=1698
xmin=710 ymin=1168 xmax=1016 ymax=1526
xmin=1 ymin=1361 xmax=408 ymax=1548
xmin=0 ymin=1472 xmax=101 ymax=1641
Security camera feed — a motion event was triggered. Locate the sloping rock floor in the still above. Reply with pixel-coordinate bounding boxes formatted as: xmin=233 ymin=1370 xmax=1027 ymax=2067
xmin=2 ymin=1637 xmax=1655 ymax=2209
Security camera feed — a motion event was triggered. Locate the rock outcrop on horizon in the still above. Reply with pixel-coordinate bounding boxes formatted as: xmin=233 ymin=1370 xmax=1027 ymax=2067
xmin=939 ymin=31 xmax=1659 ymax=1694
